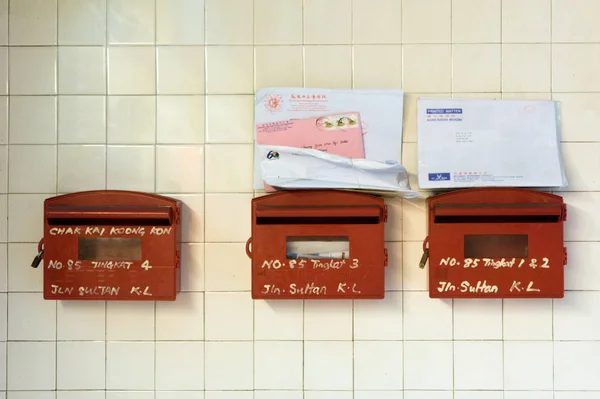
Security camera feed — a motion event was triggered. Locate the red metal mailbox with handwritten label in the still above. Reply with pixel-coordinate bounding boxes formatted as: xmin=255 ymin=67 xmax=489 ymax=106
xmin=246 ymin=190 xmax=388 ymax=300
xmin=33 ymin=190 xmax=181 ymax=301
xmin=423 ymin=187 xmax=567 ymax=299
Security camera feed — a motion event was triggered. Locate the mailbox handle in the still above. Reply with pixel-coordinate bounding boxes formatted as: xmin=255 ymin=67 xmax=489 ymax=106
xmin=245 ymin=238 xmax=252 ymax=258
xmin=46 ymin=206 xmax=173 ymax=223
xmin=256 ymin=205 xmax=383 ymax=219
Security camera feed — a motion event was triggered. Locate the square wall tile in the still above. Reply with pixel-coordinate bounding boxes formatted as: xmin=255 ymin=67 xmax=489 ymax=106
xmin=0 ymin=146 xmax=6 ymax=192
xmin=403 ymin=45 xmax=452 ymax=92
xmin=255 ymin=341 xmax=303 ymax=390
xmin=554 ymin=342 xmax=600 ymax=390
xmin=8 ymin=292 xmax=56 ymax=340
xmin=107 ymin=96 xmax=155 ymax=144
xmin=353 ymin=0 xmax=402 ymax=44
xmin=59 ymin=392 xmax=104 ymax=399
xmin=156 ymin=342 xmax=204 ymax=390
xmin=0 ymin=0 xmax=6 ymax=44
xmin=254 ymin=0 xmax=302 ymax=45
xmin=168 ymin=194 xmax=204 ymax=243
xmin=452 ymin=0 xmax=500 ymax=43
xmin=503 ymin=299 xmax=553 ymax=340
xmin=205 ymin=95 xmax=254 ymax=143
xmin=205 ymin=292 xmax=253 ymax=340
xmin=454 ymin=341 xmax=503 ymax=390
xmin=402 ymin=0 xmax=451 ymax=43
xmin=553 ymin=44 xmax=600 ymax=92
xmin=57 ymin=342 xmax=105 ymax=389
xmin=354 ymin=341 xmax=403 ymax=390
xmin=10 ymin=96 xmax=57 ymax=144
xmin=255 ymin=46 xmax=303 ymax=90
xmin=384 ymin=241 xmax=403 ymax=290
xmin=452 ymin=44 xmax=501 ymax=92
xmin=353 ymin=291 xmax=402 ymax=340
xmin=7 ymin=342 xmax=55 ymax=390
xmin=9 ymin=145 xmax=57 ymax=193
xmin=156 ymin=0 xmax=205 ymax=45
xmin=0 ymin=295 xmax=5 ymax=338
xmin=9 ymin=47 xmax=57 ymax=95
xmin=108 ymin=0 xmax=155 ymax=44
xmin=156 ymin=292 xmax=204 ymax=340
xmin=504 ymin=341 xmax=553 ymax=390
xmin=108 ymin=47 xmax=156 ymax=95
xmin=59 ymin=96 xmax=106 ymax=144
xmin=304 ymin=45 xmax=352 ymax=89
xmin=156 ymin=145 xmax=204 ymax=193
xmin=0 ymin=96 xmax=7 ymax=144
xmin=0 ymin=48 xmax=6 ymax=95
xmin=106 ymin=145 xmax=155 ymax=192
xmin=58 ymin=0 xmax=106 ymax=45
xmin=57 ymin=301 xmax=106 ymax=340
xmin=180 ymin=243 xmax=205 ymax=291
xmin=554 ymin=93 xmax=600 ymax=142
xmin=304 ymin=300 xmax=352 ymax=340
xmin=205 ymin=144 xmax=253 ymax=192
xmin=254 ymin=300 xmax=303 ymax=340
xmin=353 ymin=45 xmax=402 ymax=89
xmin=304 ymin=341 xmax=353 ymax=390
xmin=57 ymin=145 xmax=105 ymax=192
xmin=502 ymin=0 xmax=550 ymax=42
xmin=106 ymin=393 xmax=154 ymax=399
xmin=502 ymin=44 xmax=551 ymax=92
xmin=552 ymin=0 xmax=600 ymax=42
xmin=157 ymin=96 xmax=205 ymax=144
xmin=554 ymin=291 xmax=600 ymax=340
xmin=205 ymin=341 xmax=253 ymax=390
xmin=404 ymin=341 xmax=453 ymax=390
xmin=403 ymin=241 xmax=428 ymax=290
xmin=206 ymin=0 xmax=253 ymax=45
xmin=205 ymin=243 xmax=250 ymax=291
xmin=58 ymin=47 xmax=106 ymax=94
xmin=562 ymin=192 xmax=600 ymax=241
xmin=157 ymin=46 xmax=205 ymax=94
xmin=206 ymin=46 xmax=254 ymax=94
xmin=304 ymin=0 xmax=351 ymax=44
xmin=255 ymin=392 xmax=302 ymax=399
xmin=560 ymin=142 xmax=600 ymax=191
xmin=8 ymin=243 xmax=44 ymax=292
xmin=564 ymin=242 xmax=600 ymax=290
xmin=106 ymin=301 xmax=154 ymax=341
xmin=106 ymin=342 xmax=154 ymax=390
xmin=204 ymin=193 xmax=252 ymax=242
xmin=9 ymin=0 xmax=57 ymax=45
xmin=403 ymin=291 xmax=452 ymax=340
xmin=453 ymin=299 xmax=503 ymax=339
xmin=403 ymin=198 xmax=427 ymax=241
xmin=0 ymin=244 xmax=7 ymax=291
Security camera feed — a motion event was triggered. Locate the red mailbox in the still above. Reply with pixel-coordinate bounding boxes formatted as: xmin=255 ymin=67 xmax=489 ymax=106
xmin=33 ymin=190 xmax=181 ymax=301
xmin=423 ymin=187 xmax=567 ymax=299
xmin=246 ymin=190 xmax=388 ymax=300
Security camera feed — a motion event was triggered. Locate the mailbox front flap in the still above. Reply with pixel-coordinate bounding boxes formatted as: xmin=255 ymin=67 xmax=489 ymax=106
xmin=41 ymin=190 xmax=181 ymax=301
xmin=250 ymin=190 xmax=387 ymax=300
xmin=427 ymin=187 xmax=566 ymax=299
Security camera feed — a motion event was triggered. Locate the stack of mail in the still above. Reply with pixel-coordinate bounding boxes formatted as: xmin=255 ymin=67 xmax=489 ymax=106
xmin=417 ymin=98 xmax=567 ymax=190
xmin=255 ymin=88 xmax=419 ymax=197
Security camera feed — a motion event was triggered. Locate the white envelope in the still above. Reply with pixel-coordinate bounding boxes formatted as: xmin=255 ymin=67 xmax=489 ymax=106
xmin=254 ymin=88 xmax=405 ymax=190
xmin=417 ymin=98 xmax=567 ymax=189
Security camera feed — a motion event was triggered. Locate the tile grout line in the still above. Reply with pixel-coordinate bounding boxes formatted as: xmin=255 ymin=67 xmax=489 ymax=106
xmin=152 ymin=0 xmax=158 ymax=398
xmin=104 ymin=0 xmax=109 ymax=397
xmin=203 ymin=0 xmax=208 ymax=395
xmin=4 ymin=0 xmax=8 ymax=391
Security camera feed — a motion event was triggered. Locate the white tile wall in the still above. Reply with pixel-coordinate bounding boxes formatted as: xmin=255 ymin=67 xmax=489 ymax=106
xmin=0 ymin=0 xmax=598 ymax=397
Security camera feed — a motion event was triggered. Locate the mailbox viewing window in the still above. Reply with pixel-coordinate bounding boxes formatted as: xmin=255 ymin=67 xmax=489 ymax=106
xmin=246 ymin=190 xmax=388 ymax=300
xmin=34 ymin=190 xmax=182 ymax=301
xmin=424 ymin=188 xmax=567 ymax=299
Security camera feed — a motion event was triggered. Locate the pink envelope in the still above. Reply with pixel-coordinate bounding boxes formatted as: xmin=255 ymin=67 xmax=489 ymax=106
xmin=256 ymin=112 xmax=365 ymax=191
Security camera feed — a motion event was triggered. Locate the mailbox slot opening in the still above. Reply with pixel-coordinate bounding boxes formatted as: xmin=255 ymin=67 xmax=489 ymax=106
xmin=286 ymin=236 xmax=350 ymax=259
xmin=79 ymin=237 xmax=142 ymax=261
xmin=46 ymin=206 xmax=172 ymax=226
xmin=256 ymin=205 xmax=382 ymax=225
xmin=464 ymin=234 xmax=528 ymax=258
xmin=433 ymin=203 xmax=562 ymax=224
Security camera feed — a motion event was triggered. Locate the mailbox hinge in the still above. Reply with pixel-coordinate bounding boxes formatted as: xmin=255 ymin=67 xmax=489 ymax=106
xmin=175 ymin=250 xmax=181 ymax=269
xmin=561 ymin=204 xmax=567 ymax=221
xmin=563 ymin=247 xmax=568 ymax=266
xmin=384 ymin=247 xmax=388 ymax=266
xmin=175 ymin=206 xmax=181 ymax=224
xmin=383 ymin=206 xmax=388 ymax=223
